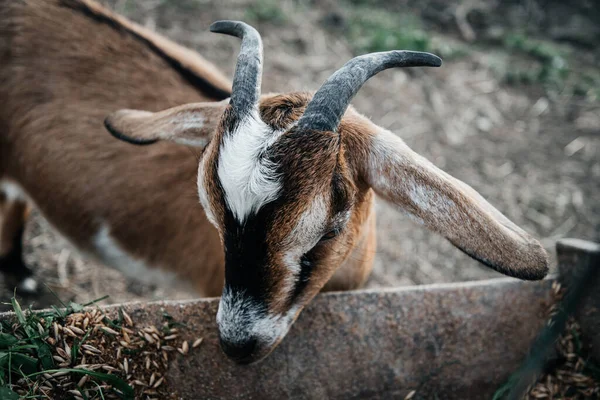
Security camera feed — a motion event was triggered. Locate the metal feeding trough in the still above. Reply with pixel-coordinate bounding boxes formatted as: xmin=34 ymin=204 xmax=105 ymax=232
xmin=1 ymin=239 xmax=598 ymax=399
xmin=116 ymin=276 xmax=553 ymax=399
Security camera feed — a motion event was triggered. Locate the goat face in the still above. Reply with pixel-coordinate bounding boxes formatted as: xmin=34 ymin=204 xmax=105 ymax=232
xmin=106 ymin=21 xmax=549 ymax=364
xmin=198 ymin=93 xmax=369 ymax=363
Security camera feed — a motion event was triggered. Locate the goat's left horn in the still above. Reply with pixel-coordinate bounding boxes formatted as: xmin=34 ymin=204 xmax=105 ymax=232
xmin=297 ymin=51 xmax=442 ymax=132
xmin=210 ymin=20 xmax=263 ymax=119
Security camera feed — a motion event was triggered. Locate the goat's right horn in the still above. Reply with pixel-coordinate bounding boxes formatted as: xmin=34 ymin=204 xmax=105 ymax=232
xmin=297 ymin=51 xmax=442 ymax=133
xmin=210 ymin=20 xmax=263 ymax=119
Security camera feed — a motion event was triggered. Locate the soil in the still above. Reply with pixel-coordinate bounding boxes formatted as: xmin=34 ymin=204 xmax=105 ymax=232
xmin=1 ymin=0 xmax=598 ymax=311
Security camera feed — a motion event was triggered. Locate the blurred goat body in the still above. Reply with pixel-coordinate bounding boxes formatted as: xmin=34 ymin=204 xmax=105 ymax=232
xmin=0 ymin=0 xmax=234 ymax=295
xmin=0 ymin=0 xmax=374 ymax=296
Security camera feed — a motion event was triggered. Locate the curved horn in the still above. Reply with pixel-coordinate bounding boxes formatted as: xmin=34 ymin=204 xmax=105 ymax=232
xmin=297 ymin=51 xmax=442 ymax=132
xmin=210 ymin=21 xmax=263 ymax=118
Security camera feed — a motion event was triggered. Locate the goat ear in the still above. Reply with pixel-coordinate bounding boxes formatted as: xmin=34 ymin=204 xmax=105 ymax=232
xmin=104 ymin=100 xmax=228 ymax=147
xmin=363 ymin=125 xmax=549 ymax=280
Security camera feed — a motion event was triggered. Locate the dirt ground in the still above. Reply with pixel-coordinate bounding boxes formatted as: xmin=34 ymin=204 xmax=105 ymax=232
xmin=1 ymin=0 xmax=598 ymax=311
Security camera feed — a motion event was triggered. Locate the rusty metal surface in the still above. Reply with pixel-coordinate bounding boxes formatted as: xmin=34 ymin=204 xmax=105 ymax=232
xmin=103 ymin=278 xmax=553 ymax=400
xmin=0 ymin=278 xmax=556 ymax=399
xmin=557 ymin=238 xmax=600 ymax=362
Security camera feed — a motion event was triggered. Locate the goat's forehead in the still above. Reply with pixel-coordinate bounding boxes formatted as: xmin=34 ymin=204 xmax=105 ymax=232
xmin=213 ymin=118 xmax=339 ymax=224
xmin=215 ymin=114 xmax=284 ymax=223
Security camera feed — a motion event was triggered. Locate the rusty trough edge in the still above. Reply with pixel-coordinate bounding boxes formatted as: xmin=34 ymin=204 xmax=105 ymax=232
xmin=0 ymin=275 xmax=557 ymax=319
xmin=136 ymin=277 xmax=556 ymax=400
xmin=2 ymin=276 xmax=557 ymax=400
xmin=556 ymin=238 xmax=600 ymax=362
xmin=503 ymin=238 xmax=600 ymax=399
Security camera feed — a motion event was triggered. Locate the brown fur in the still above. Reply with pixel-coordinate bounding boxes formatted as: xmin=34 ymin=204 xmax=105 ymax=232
xmin=196 ymin=93 xmax=378 ymax=312
xmin=105 ymin=85 xmax=548 ymax=320
xmin=0 ymin=0 xmax=231 ymax=295
xmin=0 ymin=0 xmax=374 ymax=298
xmin=341 ymin=111 xmax=549 ymax=280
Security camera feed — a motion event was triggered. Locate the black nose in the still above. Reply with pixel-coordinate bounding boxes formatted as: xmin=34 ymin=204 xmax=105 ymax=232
xmin=219 ymin=336 xmax=258 ymax=363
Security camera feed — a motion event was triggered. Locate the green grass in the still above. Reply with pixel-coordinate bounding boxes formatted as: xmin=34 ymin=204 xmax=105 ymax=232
xmin=115 ymin=0 xmax=208 ymax=15
xmin=245 ymin=0 xmax=288 ymax=25
xmin=0 ymin=294 xmax=132 ymax=399
xmin=574 ymin=70 xmax=600 ymax=101
xmin=340 ymin=2 xmax=597 ymax=102
xmin=343 ymin=7 xmax=468 ymax=60
xmin=501 ymin=33 xmax=569 ymax=88
xmin=485 ymin=32 xmax=600 ymax=101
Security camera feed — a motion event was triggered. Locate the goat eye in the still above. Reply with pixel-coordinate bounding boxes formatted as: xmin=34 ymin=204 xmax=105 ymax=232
xmin=319 ymin=229 xmax=339 ymax=242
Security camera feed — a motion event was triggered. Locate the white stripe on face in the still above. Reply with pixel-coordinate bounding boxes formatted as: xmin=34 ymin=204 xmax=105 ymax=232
xmin=217 ymin=111 xmax=284 ymax=223
xmin=197 ymin=156 xmax=219 ymax=229
xmin=280 ymin=194 xmax=329 ymax=294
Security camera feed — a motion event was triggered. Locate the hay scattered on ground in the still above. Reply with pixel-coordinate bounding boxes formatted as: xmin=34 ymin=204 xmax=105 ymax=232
xmin=524 ymin=281 xmax=600 ymax=399
xmin=525 ymin=318 xmax=600 ymax=399
xmin=494 ymin=281 xmax=600 ymax=400
xmin=1 ymin=297 xmax=200 ymax=399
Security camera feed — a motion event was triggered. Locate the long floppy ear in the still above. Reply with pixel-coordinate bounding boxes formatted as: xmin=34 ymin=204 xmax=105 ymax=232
xmin=363 ymin=125 xmax=549 ymax=280
xmin=104 ymin=100 xmax=228 ymax=147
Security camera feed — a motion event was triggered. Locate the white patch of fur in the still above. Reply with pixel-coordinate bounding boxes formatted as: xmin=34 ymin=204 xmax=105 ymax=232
xmin=0 ymin=180 xmax=28 ymax=202
xmin=217 ymin=111 xmax=283 ymax=223
xmin=367 ymin=128 xmax=459 ymax=225
xmin=366 ymin=128 xmax=409 ymax=192
xmin=93 ymin=224 xmax=181 ymax=287
xmin=197 ymin=157 xmax=219 ymax=229
xmin=175 ymin=136 xmax=209 ymax=148
xmin=406 ymin=176 xmax=456 ymax=217
xmin=280 ymin=194 xmax=330 ymax=294
xmin=333 ymin=209 xmax=352 ymax=227
xmin=217 ymin=287 xmax=299 ymax=346
xmin=288 ymin=194 xmax=329 ymax=250
xmin=175 ymin=113 xmax=205 ymax=132
xmin=172 ymin=114 xmax=210 ymax=147
xmin=280 ymin=252 xmax=301 ymax=296
xmin=19 ymin=277 xmax=38 ymax=293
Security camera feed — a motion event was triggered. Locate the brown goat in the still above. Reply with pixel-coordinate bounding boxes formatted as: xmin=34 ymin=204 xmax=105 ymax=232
xmin=0 ymin=0 xmax=232 ymax=294
xmin=0 ymin=1 xmax=549 ymax=364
